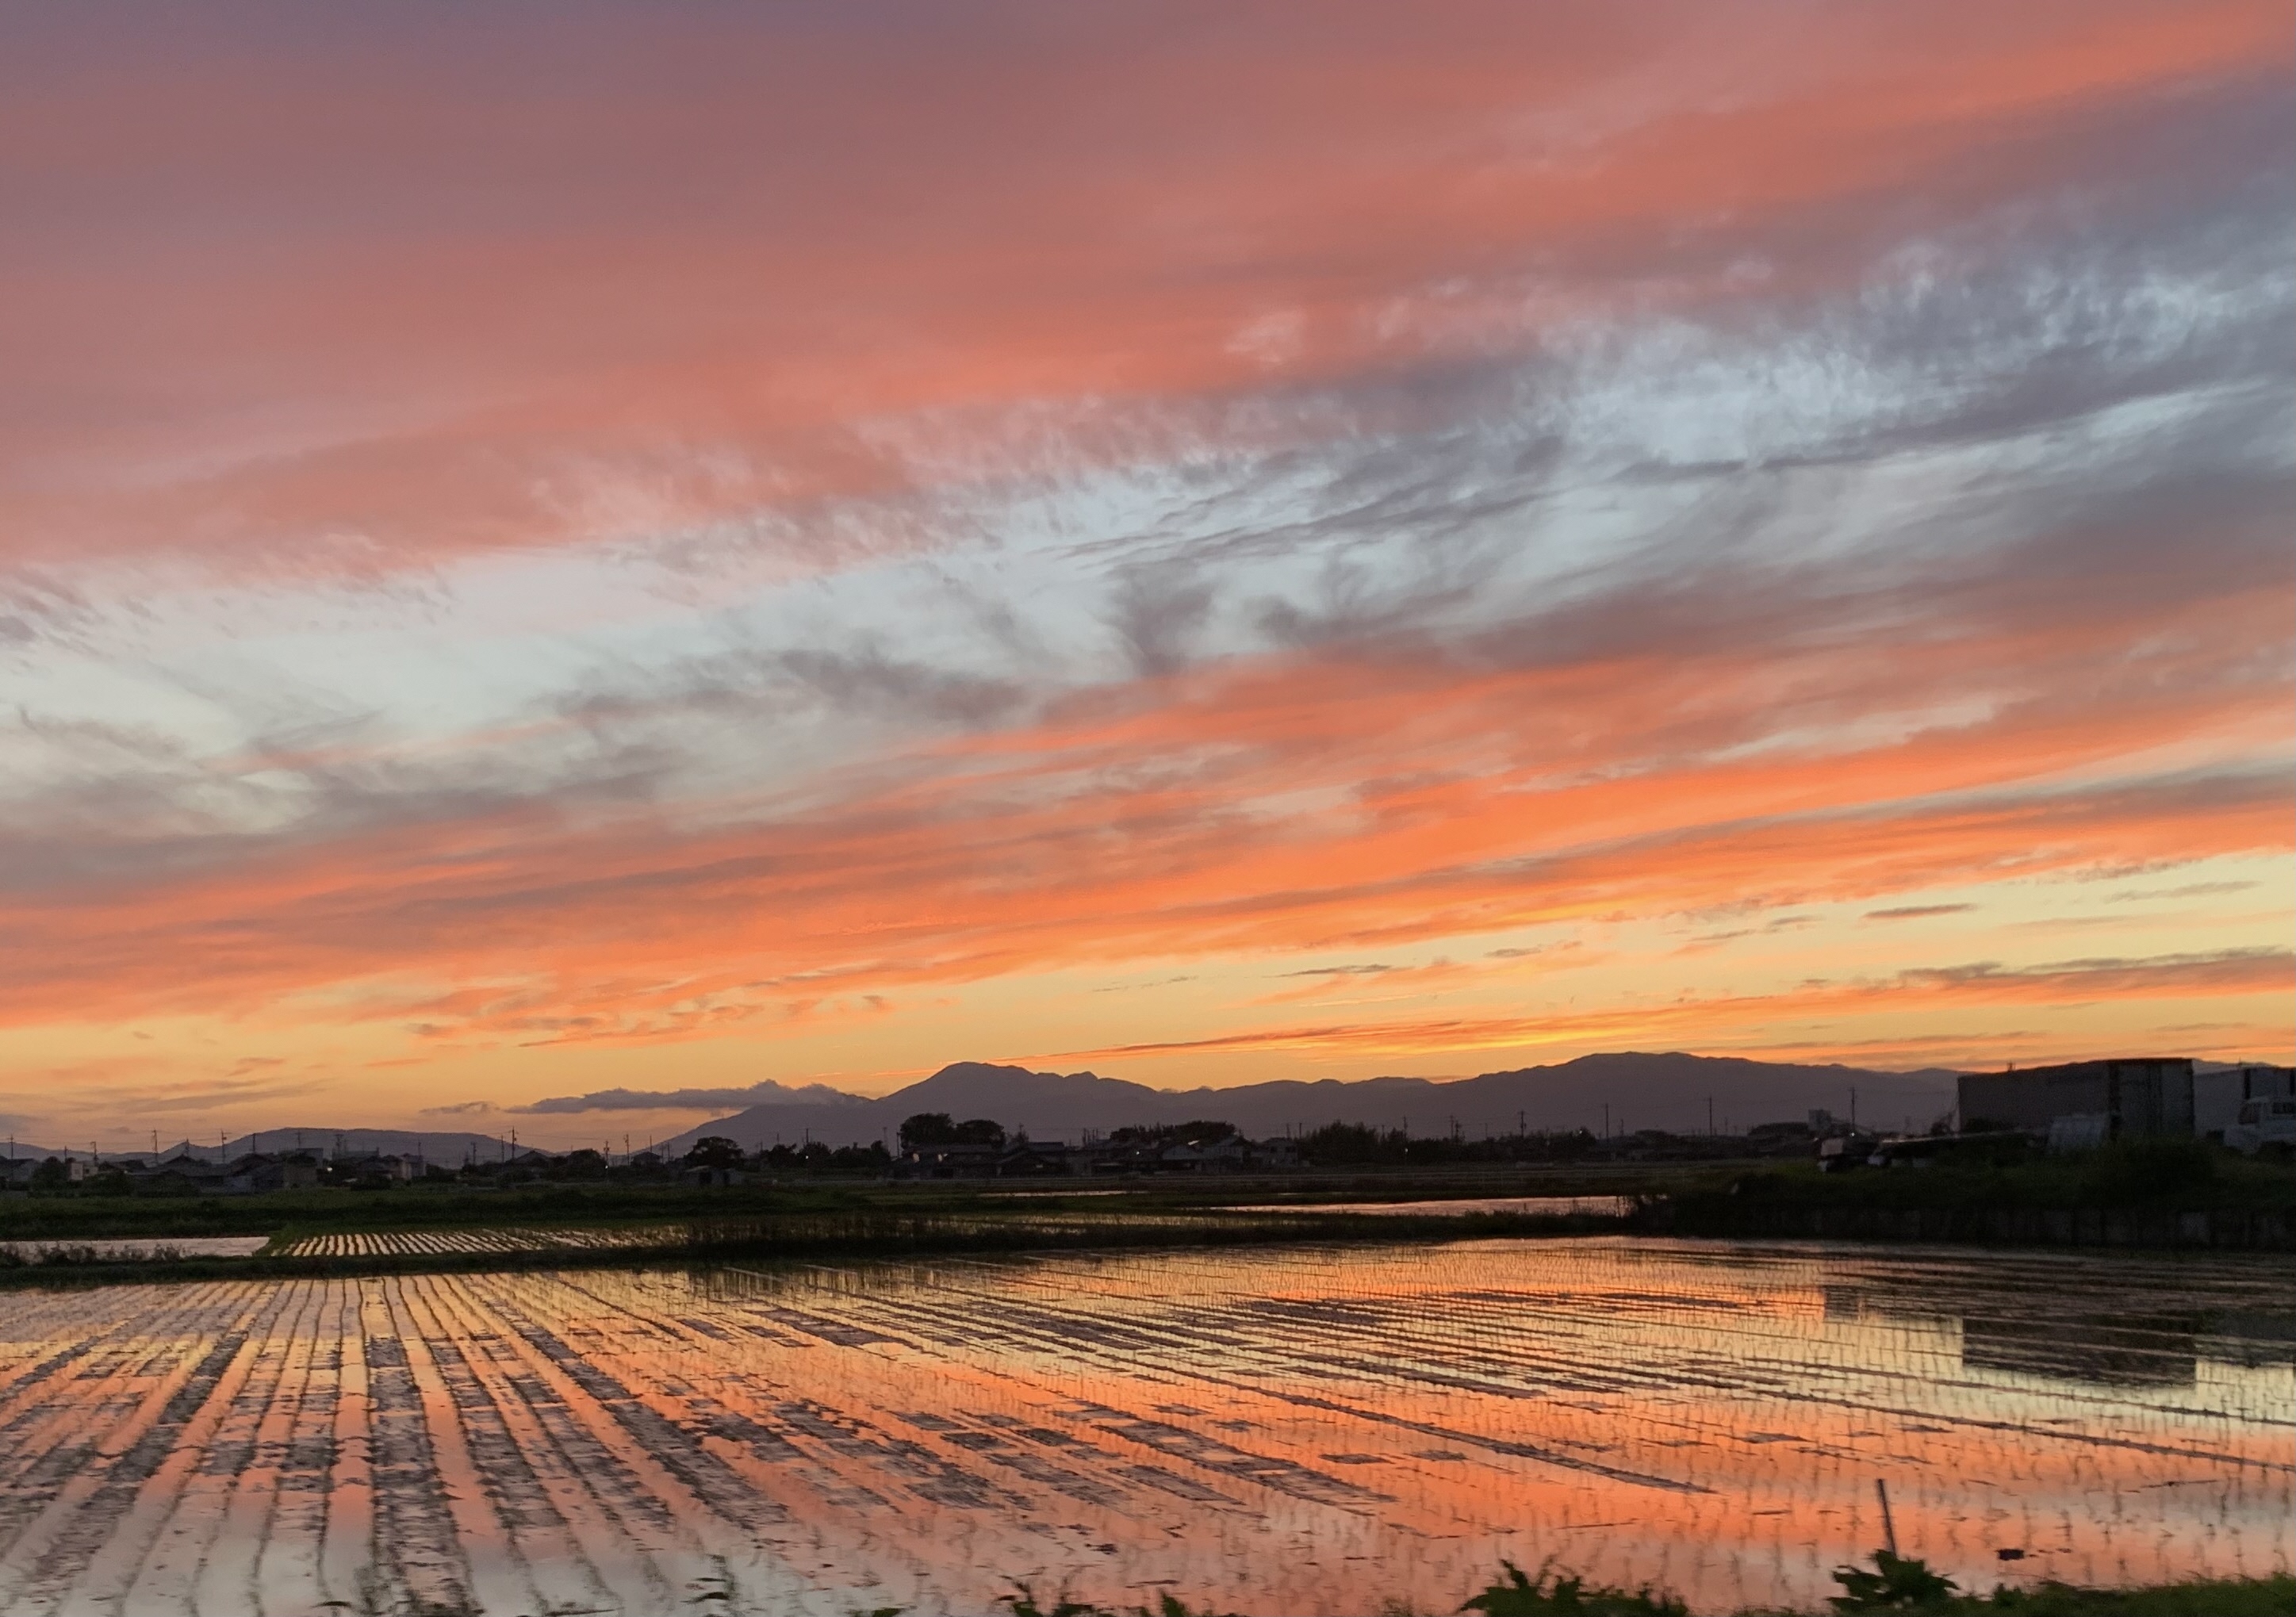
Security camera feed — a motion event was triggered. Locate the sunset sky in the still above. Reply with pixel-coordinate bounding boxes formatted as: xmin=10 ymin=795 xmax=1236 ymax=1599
xmin=2 ymin=2 xmax=2290 ymax=1148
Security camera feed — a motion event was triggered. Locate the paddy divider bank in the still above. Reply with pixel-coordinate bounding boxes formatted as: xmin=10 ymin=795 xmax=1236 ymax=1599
xmin=4 ymin=1141 xmax=2292 ymax=1287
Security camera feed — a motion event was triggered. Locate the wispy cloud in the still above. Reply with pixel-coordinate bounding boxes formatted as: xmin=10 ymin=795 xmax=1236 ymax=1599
xmin=508 ymin=1081 xmax=864 ymax=1115
xmin=0 ymin=2 xmax=2289 ymax=1132
xmin=1053 ymin=948 xmax=2296 ymax=1064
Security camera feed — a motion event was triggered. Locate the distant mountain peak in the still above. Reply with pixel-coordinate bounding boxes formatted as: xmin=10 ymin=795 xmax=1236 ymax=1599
xmin=657 ymin=1049 xmax=1957 ymax=1155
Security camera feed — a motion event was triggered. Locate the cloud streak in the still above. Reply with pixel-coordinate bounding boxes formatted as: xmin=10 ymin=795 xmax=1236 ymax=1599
xmin=508 ymin=1081 xmax=868 ymax=1116
xmin=1053 ymin=948 xmax=2296 ymax=1063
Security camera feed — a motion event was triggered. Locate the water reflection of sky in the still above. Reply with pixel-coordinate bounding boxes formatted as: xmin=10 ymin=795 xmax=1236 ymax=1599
xmin=1229 ymin=1195 xmax=1636 ymax=1217
xmin=0 ymin=1240 xmax=2286 ymax=1615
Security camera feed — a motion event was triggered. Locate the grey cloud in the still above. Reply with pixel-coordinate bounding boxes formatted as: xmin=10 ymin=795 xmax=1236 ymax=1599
xmin=776 ymin=647 xmax=1025 ymax=727
xmin=509 ymin=1080 xmax=865 ymax=1114
xmin=1902 ymin=946 xmax=2293 ymax=991
xmin=2107 ymin=882 xmax=2261 ymax=902
xmin=2 ymin=56 xmax=2287 ymax=976
xmin=79 ymin=1078 xmax=327 ymax=1115
xmin=1867 ymin=905 xmax=1978 ymax=921
xmin=1106 ymin=565 xmax=1216 ymax=679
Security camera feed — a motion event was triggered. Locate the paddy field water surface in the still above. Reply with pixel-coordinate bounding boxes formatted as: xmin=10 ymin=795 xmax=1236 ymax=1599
xmin=0 ymin=1238 xmax=2286 ymax=1615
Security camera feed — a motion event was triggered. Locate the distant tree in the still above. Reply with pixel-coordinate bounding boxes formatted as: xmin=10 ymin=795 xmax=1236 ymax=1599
xmin=828 ymin=1142 xmax=891 ymax=1175
xmin=29 ymin=1157 xmax=69 ymax=1193
xmin=1298 ymin=1122 xmax=1405 ymax=1165
xmin=899 ymin=1113 xmax=957 ymax=1151
xmin=86 ymin=1165 xmax=132 ymax=1197
xmin=1111 ymin=1120 xmax=1236 ymax=1148
xmin=953 ymin=1117 xmax=1006 ymax=1148
xmin=550 ymin=1148 xmax=608 ymax=1181
xmin=683 ymin=1136 xmax=745 ymax=1171
xmin=612 ymin=1151 xmax=669 ymax=1182
xmin=899 ymin=1113 xmax=1004 ymax=1151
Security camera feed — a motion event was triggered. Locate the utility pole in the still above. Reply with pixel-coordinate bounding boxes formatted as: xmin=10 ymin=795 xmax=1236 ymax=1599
xmin=1707 ymin=1097 xmax=1715 ymax=1136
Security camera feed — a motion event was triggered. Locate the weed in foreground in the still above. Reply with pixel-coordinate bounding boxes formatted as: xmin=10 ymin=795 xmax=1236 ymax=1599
xmin=1965 ymin=1575 xmax=2296 ymax=1615
xmin=1828 ymin=1551 xmax=1958 ymax=1611
xmin=1459 ymin=1558 xmax=1688 ymax=1615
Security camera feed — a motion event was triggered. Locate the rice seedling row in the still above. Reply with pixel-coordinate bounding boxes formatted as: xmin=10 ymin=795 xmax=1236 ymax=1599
xmin=0 ymin=1239 xmax=2284 ymax=1615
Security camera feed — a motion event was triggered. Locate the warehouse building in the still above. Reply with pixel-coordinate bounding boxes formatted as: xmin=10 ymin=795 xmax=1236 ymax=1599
xmin=1957 ymin=1058 xmax=2194 ymax=1147
xmin=2194 ymin=1063 xmax=2296 ymax=1140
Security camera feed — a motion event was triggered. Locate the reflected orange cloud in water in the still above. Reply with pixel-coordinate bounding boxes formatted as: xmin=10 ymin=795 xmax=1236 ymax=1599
xmin=0 ymin=1244 xmax=2286 ymax=1610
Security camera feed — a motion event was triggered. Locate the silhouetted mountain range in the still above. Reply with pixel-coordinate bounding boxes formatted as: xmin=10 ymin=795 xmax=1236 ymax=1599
xmin=657 ymin=1052 xmax=1958 ymax=1155
xmin=3 ymin=1130 xmax=552 ymax=1167
xmin=0 ymin=1054 xmax=1964 ymax=1166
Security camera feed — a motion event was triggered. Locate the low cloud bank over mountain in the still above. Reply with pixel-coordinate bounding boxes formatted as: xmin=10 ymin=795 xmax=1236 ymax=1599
xmin=510 ymin=1080 xmax=866 ymax=1117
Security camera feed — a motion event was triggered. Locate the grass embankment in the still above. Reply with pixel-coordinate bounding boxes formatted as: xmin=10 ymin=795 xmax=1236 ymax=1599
xmin=10 ymin=1143 xmax=2289 ymax=1282
xmin=0 ymin=1160 xmax=1741 ymax=1243
xmin=1651 ymin=1140 xmax=2296 ymax=1247
xmin=0 ymin=1202 xmax=1639 ymax=1289
xmin=998 ymin=1561 xmax=2296 ymax=1616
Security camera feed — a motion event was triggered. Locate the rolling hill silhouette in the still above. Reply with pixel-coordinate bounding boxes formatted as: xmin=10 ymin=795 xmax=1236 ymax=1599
xmin=658 ymin=1051 xmax=1955 ymax=1155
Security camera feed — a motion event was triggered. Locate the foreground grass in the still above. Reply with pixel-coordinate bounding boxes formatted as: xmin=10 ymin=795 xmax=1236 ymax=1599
xmin=985 ymin=1561 xmax=2296 ymax=1617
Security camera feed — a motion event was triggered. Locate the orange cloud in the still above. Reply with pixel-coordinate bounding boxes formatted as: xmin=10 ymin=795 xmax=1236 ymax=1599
xmin=1048 ymin=948 xmax=2294 ymax=1063
xmin=4 ymin=573 xmax=2286 ymax=1043
xmin=2 ymin=1 xmax=2289 ymax=1114
xmin=2 ymin=2 xmax=2282 ymax=577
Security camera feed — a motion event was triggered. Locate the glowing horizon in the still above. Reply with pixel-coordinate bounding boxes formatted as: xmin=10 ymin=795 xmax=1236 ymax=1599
xmin=2 ymin=2 xmax=2290 ymax=1149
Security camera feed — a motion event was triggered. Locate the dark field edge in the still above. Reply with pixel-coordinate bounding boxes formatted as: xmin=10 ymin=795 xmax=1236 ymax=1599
xmin=0 ymin=1208 xmax=1635 ymax=1289
xmin=1643 ymin=1199 xmax=2296 ymax=1251
xmin=12 ymin=1191 xmax=2296 ymax=1290
xmin=7 ymin=1148 xmax=2287 ymax=1247
xmin=0 ymin=1163 xmax=1707 ymax=1242
xmin=1042 ymin=1573 xmax=2296 ymax=1617
xmin=1079 ymin=1574 xmax=2294 ymax=1617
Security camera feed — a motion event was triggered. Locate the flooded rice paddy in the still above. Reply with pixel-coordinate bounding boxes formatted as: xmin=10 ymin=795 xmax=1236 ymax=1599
xmin=278 ymin=1228 xmax=676 ymax=1259
xmin=0 ymin=1237 xmax=2288 ymax=1615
